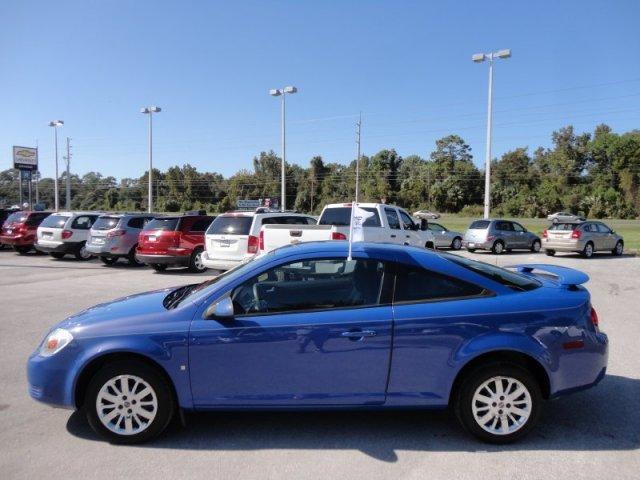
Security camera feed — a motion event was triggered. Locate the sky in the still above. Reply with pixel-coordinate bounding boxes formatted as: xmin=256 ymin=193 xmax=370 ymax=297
xmin=1 ymin=0 xmax=639 ymax=180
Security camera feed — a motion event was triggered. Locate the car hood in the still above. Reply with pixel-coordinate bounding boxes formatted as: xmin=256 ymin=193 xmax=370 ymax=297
xmin=56 ymin=287 xmax=184 ymax=335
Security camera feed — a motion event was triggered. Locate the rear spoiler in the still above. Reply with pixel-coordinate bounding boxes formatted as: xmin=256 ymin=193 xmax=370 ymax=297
xmin=508 ymin=264 xmax=589 ymax=288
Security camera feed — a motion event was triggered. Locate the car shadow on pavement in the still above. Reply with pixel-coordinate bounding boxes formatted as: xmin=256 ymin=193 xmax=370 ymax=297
xmin=65 ymin=374 xmax=639 ymax=461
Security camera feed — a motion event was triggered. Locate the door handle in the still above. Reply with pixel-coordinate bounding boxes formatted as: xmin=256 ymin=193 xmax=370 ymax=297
xmin=406 ymin=235 xmax=410 ymax=238
xmin=390 ymin=234 xmax=396 ymax=238
xmin=341 ymin=330 xmax=376 ymax=338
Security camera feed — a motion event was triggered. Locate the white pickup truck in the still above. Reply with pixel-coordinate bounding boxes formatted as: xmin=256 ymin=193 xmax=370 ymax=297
xmin=258 ymin=202 xmax=435 ymax=255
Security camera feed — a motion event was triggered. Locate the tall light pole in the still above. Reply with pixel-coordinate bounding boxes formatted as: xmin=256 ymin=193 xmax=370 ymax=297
xmin=48 ymin=120 xmax=64 ymax=211
xmin=472 ymin=49 xmax=511 ymax=219
xmin=64 ymin=137 xmax=72 ymax=210
xmin=140 ymin=106 xmax=161 ymax=213
xmin=269 ymin=86 xmax=297 ymax=211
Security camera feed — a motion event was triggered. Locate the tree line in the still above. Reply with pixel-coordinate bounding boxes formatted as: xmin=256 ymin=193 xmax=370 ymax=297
xmin=1 ymin=123 xmax=639 ymax=218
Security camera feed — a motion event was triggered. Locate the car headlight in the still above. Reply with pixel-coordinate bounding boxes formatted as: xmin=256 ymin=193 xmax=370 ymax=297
xmin=40 ymin=328 xmax=73 ymax=357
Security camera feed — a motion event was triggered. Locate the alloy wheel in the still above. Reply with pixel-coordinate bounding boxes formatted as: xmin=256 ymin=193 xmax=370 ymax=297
xmin=452 ymin=238 xmax=462 ymax=250
xmin=471 ymin=376 xmax=532 ymax=436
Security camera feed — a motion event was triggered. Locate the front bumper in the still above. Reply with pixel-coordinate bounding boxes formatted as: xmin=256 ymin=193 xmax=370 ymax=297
xmin=35 ymin=241 xmax=82 ymax=254
xmin=136 ymin=253 xmax=190 ymax=266
xmin=27 ymin=349 xmax=77 ymax=409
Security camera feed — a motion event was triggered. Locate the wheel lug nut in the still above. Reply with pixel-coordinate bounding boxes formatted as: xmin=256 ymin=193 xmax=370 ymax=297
xmin=492 ymin=402 xmax=496 ymax=407
xmin=499 ymin=409 xmax=503 ymax=414
xmin=499 ymin=396 xmax=504 ymax=400
xmin=507 ymin=403 xmax=511 ymax=408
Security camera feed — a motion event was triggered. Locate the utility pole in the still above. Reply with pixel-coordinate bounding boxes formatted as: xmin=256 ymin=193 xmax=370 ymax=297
xmin=64 ymin=137 xmax=72 ymax=210
xmin=355 ymin=112 xmax=362 ymax=203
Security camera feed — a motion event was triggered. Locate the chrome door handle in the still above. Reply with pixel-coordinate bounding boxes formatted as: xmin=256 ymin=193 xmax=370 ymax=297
xmin=341 ymin=330 xmax=376 ymax=338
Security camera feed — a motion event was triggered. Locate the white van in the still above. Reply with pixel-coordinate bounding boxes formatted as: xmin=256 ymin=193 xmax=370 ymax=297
xmin=35 ymin=211 xmax=101 ymax=260
xmin=202 ymin=210 xmax=316 ymax=270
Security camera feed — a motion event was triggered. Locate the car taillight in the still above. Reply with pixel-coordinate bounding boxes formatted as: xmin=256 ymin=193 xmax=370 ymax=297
xmin=571 ymin=229 xmax=582 ymax=239
xmin=331 ymin=232 xmax=347 ymax=240
xmin=591 ymin=307 xmax=599 ymax=328
xmin=247 ymin=235 xmax=259 ymax=253
xmin=486 ymin=235 xmax=495 ymax=242
xmin=61 ymin=230 xmax=73 ymax=239
xmin=542 ymin=229 xmax=548 ymax=238
xmin=107 ymin=229 xmax=126 ymax=238
xmin=259 ymin=230 xmax=264 ymax=250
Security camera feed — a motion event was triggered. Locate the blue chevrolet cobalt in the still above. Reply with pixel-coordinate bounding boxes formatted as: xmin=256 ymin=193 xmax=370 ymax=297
xmin=27 ymin=242 xmax=608 ymax=444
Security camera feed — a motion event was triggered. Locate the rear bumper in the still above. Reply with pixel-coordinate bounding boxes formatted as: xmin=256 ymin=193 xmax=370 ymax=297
xmin=543 ymin=238 xmax=585 ymax=252
xmin=86 ymin=242 xmax=130 ymax=257
xmin=136 ymin=253 xmax=190 ymax=266
xmin=201 ymin=251 xmax=252 ymax=270
xmin=0 ymin=235 xmax=33 ymax=246
xmin=462 ymin=240 xmax=492 ymax=250
xmin=35 ymin=241 xmax=82 ymax=254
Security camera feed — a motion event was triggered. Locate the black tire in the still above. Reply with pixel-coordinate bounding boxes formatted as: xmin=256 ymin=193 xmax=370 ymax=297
xmin=100 ymin=256 xmax=118 ymax=265
xmin=75 ymin=242 xmax=93 ymax=261
xmin=454 ymin=363 xmax=542 ymax=444
xmin=50 ymin=252 xmax=66 ymax=259
xmin=581 ymin=241 xmax=594 ymax=258
xmin=188 ymin=247 xmax=208 ymax=273
xmin=530 ymin=239 xmax=541 ymax=253
xmin=491 ymin=241 xmax=505 ymax=255
xmin=128 ymin=246 xmax=144 ymax=266
xmin=13 ymin=245 xmax=32 ymax=255
xmin=612 ymin=241 xmax=623 ymax=256
xmin=467 ymin=248 xmax=476 ymax=253
xmin=151 ymin=263 xmax=168 ymax=272
xmin=425 ymin=242 xmax=435 ymax=250
xmin=451 ymin=237 xmax=462 ymax=250
xmin=85 ymin=359 xmax=175 ymax=444
xmin=545 ymin=249 xmax=556 ymax=256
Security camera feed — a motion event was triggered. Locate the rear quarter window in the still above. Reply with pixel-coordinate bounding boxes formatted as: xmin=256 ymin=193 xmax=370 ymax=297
xmin=443 ymin=253 xmax=540 ymax=291
xmin=189 ymin=217 xmax=214 ymax=232
xmin=394 ymin=265 xmax=485 ymax=303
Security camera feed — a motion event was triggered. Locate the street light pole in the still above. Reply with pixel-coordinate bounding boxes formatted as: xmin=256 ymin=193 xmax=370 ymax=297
xmin=472 ymin=49 xmax=511 ymax=219
xmin=65 ymin=137 xmax=72 ymax=210
xmin=140 ymin=106 xmax=161 ymax=213
xmin=48 ymin=120 xmax=64 ymax=211
xmin=269 ymin=86 xmax=297 ymax=211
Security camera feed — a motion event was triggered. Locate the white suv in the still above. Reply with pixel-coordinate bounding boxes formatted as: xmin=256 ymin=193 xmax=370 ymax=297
xmin=202 ymin=210 xmax=317 ymax=270
xmin=35 ymin=212 xmax=101 ymax=260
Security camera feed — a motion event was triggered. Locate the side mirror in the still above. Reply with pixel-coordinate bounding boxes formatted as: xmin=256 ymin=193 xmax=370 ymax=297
xmin=420 ymin=219 xmax=429 ymax=231
xmin=204 ymin=296 xmax=234 ymax=320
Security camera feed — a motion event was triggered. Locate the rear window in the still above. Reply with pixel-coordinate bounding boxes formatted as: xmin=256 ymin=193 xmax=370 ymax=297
xmin=443 ymin=253 xmax=541 ymax=291
xmin=144 ymin=218 xmax=179 ymax=231
xmin=93 ymin=216 xmax=120 ymax=230
xmin=207 ymin=215 xmax=253 ymax=235
xmin=549 ymin=223 xmax=579 ymax=231
xmin=5 ymin=212 xmax=28 ymax=224
xmin=40 ymin=214 xmax=69 ymax=229
xmin=469 ymin=220 xmax=490 ymax=229
xmin=318 ymin=207 xmax=381 ymax=227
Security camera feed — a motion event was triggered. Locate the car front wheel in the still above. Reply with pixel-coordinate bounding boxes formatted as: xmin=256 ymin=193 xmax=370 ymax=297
xmin=455 ymin=363 xmax=541 ymax=444
xmin=85 ymin=360 xmax=175 ymax=444
xmin=612 ymin=241 xmax=623 ymax=256
xmin=531 ymin=240 xmax=541 ymax=253
xmin=451 ymin=237 xmax=462 ymax=250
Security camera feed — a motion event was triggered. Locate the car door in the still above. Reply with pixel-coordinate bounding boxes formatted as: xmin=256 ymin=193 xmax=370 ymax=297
xmin=595 ymin=222 xmax=616 ymax=249
xmin=384 ymin=207 xmax=403 ymax=244
xmin=189 ymin=256 xmax=394 ymax=406
xmin=428 ymin=222 xmax=448 ymax=247
xmin=511 ymin=221 xmax=528 ymax=248
xmin=582 ymin=222 xmax=601 ymax=250
xmin=398 ymin=209 xmax=421 ymax=246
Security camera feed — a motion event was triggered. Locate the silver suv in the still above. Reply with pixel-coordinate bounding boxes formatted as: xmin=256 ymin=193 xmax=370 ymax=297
xmin=543 ymin=221 xmax=624 ymax=258
xmin=87 ymin=213 xmax=156 ymax=266
xmin=35 ymin=212 xmax=101 ymax=260
xmin=463 ymin=219 xmax=541 ymax=254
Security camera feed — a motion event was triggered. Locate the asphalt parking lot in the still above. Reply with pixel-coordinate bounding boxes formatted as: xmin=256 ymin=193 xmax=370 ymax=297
xmin=1 ymin=248 xmax=639 ymax=479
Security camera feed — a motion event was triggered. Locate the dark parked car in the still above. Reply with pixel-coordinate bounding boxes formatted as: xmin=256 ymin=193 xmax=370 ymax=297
xmin=136 ymin=212 xmax=215 ymax=272
xmin=0 ymin=211 xmax=52 ymax=254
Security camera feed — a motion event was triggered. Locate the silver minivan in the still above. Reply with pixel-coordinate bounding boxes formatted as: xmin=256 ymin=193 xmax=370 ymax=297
xmin=86 ymin=213 xmax=156 ymax=265
xmin=543 ymin=221 xmax=624 ymax=258
xmin=463 ymin=219 xmax=541 ymax=254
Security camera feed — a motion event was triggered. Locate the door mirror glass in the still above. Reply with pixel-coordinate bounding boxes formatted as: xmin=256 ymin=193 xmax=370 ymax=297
xmin=205 ymin=296 xmax=234 ymax=320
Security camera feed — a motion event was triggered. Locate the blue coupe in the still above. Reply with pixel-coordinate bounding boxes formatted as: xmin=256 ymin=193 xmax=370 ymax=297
xmin=27 ymin=242 xmax=608 ymax=444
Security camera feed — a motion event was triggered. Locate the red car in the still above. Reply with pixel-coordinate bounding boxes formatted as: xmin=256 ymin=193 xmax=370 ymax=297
xmin=0 ymin=211 xmax=52 ymax=254
xmin=136 ymin=212 xmax=215 ymax=272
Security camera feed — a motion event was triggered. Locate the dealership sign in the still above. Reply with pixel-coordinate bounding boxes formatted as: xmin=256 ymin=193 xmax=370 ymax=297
xmin=13 ymin=146 xmax=38 ymax=171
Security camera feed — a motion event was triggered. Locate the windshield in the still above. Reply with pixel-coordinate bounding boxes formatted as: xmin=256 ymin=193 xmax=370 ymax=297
xmin=144 ymin=218 xmax=179 ymax=231
xmin=5 ymin=212 xmax=28 ymax=224
xmin=469 ymin=220 xmax=490 ymax=229
xmin=207 ymin=215 xmax=253 ymax=235
xmin=93 ymin=216 xmax=120 ymax=230
xmin=318 ymin=207 xmax=381 ymax=227
xmin=40 ymin=214 xmax=69 ymax=228
xmin=442 ymin=253 xmax=541 ymax=291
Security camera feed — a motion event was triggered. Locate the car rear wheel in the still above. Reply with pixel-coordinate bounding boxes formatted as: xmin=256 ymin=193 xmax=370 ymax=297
xmin=455 ymin=363 xmax=541 ymax=444
xmin=189 ymin=248 xmax=207 ymax=273
xmin=582 ymin=242 xmax=594 ymax=258
xmin=491 ymin=241 xmax=505 ymax=255
xmin=151 ymin=264 xmax=168 ymax=272
xmin=545 ymin=249 xmax=556 ymax=256
xmin=100 ymin=256 xmax=118 ymax=265
xmin=451 ymin=237 xmax=462 ymax=250
xmin=75 ymin=242 xmax=93 ymax=261
xmin=612 ymin=241 xmax=623 ymax=256
xmin=128 ymin=246 xmax=144 ymax=266
xmin=531 ymin=240 xmax=541 ymax=253
xmin=50 ymin=252 xmax=66 ymax=259
xmin=85 ymin=360 xmax=175 ymax=444
xmin=13 ymin=245 xmax=32 ymax=255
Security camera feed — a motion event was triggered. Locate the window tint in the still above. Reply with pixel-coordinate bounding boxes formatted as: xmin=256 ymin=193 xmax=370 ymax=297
xmin=469 ymin=220 xmax=490 ymax=229
xmin=93 ymin=216 xmax=120 ymax=230
xmin=208 ymin=215 xmax=253 ymax=235
xmin=71 ymin=216 xmax=95 ymax=230
xmin=318 ymin=207 xmax=381 ymax=227
xmin=25 ymin=213 xmax=50 ymax=226
xmin=496 ymin=221 xmax=513 ymax=231
xmin=40 ymin=214 xmax=69 ymax=228
xmin=304 ymin=216 xmax=317 ymax=225
xmin=442 ymin=253 xmax=541 ymax=291
xmin=145 ymin=217 xmax=179 ymax=231
xmin=398 ymin=210 xmax=415 ymax=230
xmin=512 ymin=222 xmax=525 ymax=232
xmin=190 ymin=217 xmax=213 ymax=232
xmin=428 ymin=223 xmax=445 ymax=231
xmin=582 ymin=223 xmax=597 ymax=232
xmin=549 ymin=222 xmax=579 ymax=231
xmin=394 ymin=265 xmax=485 ymax=303
xmin=231 ymin=258 xmax=386 ymax=315
xmin=385 ymin=208 xmax=401 ymax=230
xmin=127 ymin=217 xmax=144 ymax=229
xmin=5 ymin=212 xmax=28 ymax=224
xmin=596 ymin=223 xmax=611 ymax=233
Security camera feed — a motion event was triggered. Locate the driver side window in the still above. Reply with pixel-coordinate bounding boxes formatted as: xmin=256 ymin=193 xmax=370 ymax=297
xmin=231 ymin=258 xmax=386 ymax=315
